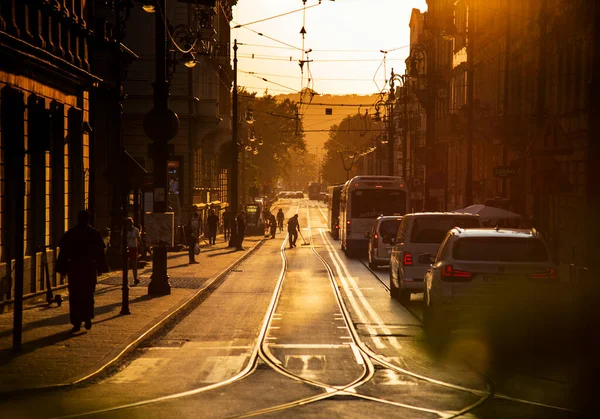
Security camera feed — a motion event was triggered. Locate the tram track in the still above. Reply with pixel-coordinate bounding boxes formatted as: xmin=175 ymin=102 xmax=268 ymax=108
xmin=54 ymin=200 xmax=578 ymax=418
xmin=311 ymin=200 xmax=581 ymax=417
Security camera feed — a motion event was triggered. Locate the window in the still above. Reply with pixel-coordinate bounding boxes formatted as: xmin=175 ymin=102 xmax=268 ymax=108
xmin=452 ymin=237 xmax=549 ymax=262
xmin=351 ymin=189 xmax=407 ymax=218
xmin=378 ymin=219 xmax=401 ymax=243
xmin=396 ymin=218 xmax=407 ymax=243
xmin=410 ymin=216 xmax=480 ymax=244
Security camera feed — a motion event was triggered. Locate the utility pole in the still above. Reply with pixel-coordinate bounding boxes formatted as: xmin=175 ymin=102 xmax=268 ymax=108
xmin=502 ymin=0 xmax=511 ymax=198
xmin=144 ymin=0 xmax=179 ymax=295
xmin=536 ymin=0 xmax=548 ymax=237
xmin=402 ymin=74 xmax=409 ymax=180
xmin=388 ymin=69 xmax=396 ymax=176
xmin=229 ymin=39 xmax=240 ymax=248
xmin=465 ymin=0 xmax=475 ymax=207
xmin=586 ymin=1 xmax=600 ymax=279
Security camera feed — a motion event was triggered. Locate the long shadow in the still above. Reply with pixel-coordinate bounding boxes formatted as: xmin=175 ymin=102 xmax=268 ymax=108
xmin=0 ymin=292 xmax=162 ymax=340
xmin=207 ymin=249 xmax=243 ymax=258
xmin=0 ymin=329 xmax=77 ymax=365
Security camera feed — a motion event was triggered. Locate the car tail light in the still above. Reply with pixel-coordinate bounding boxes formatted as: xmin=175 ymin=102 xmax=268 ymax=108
xmin=530 ymin=267 xmax=558 ymax=279
xmin=403 ymin=252 xmax=413 ymax=266
xmin=373 ymin=233 xmax=379 ymax=248
xmin=346 ymin=220 xmax=351 ymax=232
xmin=441 ymin=265 xmax=473 ymax=282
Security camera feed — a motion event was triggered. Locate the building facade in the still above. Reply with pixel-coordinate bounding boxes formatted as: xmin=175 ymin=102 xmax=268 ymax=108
xmin=0 ymin=1 xmax=98 ymax=310
xmin=423 ymin=0 xmax=593 ymax=267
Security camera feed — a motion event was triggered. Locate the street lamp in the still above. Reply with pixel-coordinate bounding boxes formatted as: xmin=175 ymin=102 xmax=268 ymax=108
xmin=142 ymin=0 xmax=180 ymax=295
xmin=338 ymin=149 xmax=358 ymax=180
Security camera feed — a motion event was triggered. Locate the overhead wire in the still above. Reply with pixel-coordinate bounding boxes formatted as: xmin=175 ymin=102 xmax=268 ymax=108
xmin=232 ymin=3 xmax=321 ymax=28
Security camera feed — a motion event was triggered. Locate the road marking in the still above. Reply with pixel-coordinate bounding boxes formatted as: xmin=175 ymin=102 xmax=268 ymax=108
xmin=109 ymin=358 xmax=164 ymax=383
xmin=202 ymin=355 xmax=248 ymax=383
xmin=348 ymin=343 xmax=364 ymax=365
xmin=318 ymin=229 xmax=386 ymax=349
xmin=319 ymin=229 xmax=402 ymax=350
xmin=267 ymin=343 xmax=349 ymax=349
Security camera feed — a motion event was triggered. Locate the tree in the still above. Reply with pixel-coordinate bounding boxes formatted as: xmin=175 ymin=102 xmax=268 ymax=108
xmin=239 ymin=89 xmax=306 ymax=196
xmin=322 ymin=112 xmax=383 ymax=184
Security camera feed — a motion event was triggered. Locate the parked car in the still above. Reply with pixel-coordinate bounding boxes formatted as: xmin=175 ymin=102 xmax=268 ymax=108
xmin=319 ymin=192 xmax=328 ymax=203
xmin=366 ymin=216 xmax=403 ymax=269
xmin=389 ymin=212 xmax=482 ymax=305
xmin=295 ymin=191 xmax=304 ymax=199
xmin=422 ymin=227 xmax=558 ymax=342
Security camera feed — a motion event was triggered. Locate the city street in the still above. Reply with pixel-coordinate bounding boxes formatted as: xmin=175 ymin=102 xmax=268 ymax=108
xmin=0 ymin=199 xmax=583 ymax=418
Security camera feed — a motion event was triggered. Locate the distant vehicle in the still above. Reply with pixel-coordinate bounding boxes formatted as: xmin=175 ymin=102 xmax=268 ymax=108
xmin=327 ymin=184 xmax=343 ymax=240
xmin=422 ymin=228 xmax=557 ymax=341
xmin=366 ymin=216 xmax=403 ymax=269
xmin=339 ymin=176 xmax=409 ymax=256
xmin=244 ymin=202 xmax=264 ymax=234
xmin=308 ymin=182 xmax=321 ymax=200
xmin=294 ymin=191 xmax=304 ymax=199
xmin=389 ymin=212 xmax=482 ymax=305
xmin=319 ymin=192 xmax=328 ymax=203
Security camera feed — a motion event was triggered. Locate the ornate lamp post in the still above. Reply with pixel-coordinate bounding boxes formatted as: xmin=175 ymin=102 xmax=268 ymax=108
xmin=338 ymin=149 xmax=357 ymax=180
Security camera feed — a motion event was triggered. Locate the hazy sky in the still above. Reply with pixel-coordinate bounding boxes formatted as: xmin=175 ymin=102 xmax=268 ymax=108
xmin=232 ymin=0 xmax=428 ymax=97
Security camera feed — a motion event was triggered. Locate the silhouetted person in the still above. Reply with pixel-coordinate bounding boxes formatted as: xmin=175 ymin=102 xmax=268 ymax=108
xmin=207 ymin=209 xmax=219 ymax=245
xmin=276 ymin=208 xmax=285 ymax=232
xmin=268 ymin=212 xmax=277 ymax=239
xmin=223 ymin=208 xmax=232 ymax=242
xmin=187 ymin=212 xmax=200 ymax=264
xmin=236 ymin=210 xmax=246 ymax=250
xmin=287 ymin=214 xmax=300 ymax=248
xmin=56 ymin=211 xmax=107 ymax=333
xmin=124 ymin=217 xmax=141 ymax=285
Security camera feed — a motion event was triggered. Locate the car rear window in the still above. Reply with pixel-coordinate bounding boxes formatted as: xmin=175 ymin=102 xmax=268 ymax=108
xmin=379 ymin=219 xmax=401 ymax=238
xmin=410 ymin=217 xmax=480 ymax=244
xmin=452 ymin=237 xmax=549 ymax=262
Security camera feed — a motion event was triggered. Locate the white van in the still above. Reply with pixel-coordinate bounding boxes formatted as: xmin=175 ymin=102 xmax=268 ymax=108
xmin=389 ymin=212 xmax=481 ymax=305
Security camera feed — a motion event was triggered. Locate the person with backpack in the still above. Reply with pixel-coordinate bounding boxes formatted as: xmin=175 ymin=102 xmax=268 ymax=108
xmin=287 ymin=214 xmax=300 ymax=248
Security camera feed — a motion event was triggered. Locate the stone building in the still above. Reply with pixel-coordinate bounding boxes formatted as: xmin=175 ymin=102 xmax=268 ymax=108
xmin=0 ymin=1 xmax=98 ymax=310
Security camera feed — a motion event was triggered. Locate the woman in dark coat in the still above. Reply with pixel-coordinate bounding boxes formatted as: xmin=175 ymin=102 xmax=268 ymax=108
xmin=56 ymin=211 xmax=107 ymax=333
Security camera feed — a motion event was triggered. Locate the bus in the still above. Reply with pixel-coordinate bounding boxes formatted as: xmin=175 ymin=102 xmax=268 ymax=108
xmin=327 ymin=184 xmax=344 ymax=240
xmin=339 ymin=176 xmax=409 ymax=255
xmin=308 ymin=182 xmax=321 ymax=200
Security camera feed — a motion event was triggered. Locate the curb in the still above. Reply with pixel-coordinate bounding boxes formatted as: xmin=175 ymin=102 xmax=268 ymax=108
xmin=0 ymin=238 xmax=266 ymax=398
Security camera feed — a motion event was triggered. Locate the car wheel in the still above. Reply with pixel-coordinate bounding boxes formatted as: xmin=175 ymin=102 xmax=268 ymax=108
xmin=399 ymin=289 xmax=411 ymax=306
xmin=389 ymin=270 xmax=399 ymax=299
xmin=368 ymin=251 xmax=377 ymax=269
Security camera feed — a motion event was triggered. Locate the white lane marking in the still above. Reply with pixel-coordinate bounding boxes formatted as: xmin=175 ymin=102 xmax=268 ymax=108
xmin=269 ymin=326 xmax=281 ymax=329
xmin=147 ymin=345 xmax=253 ymax=351
xmin=337 ymin=326 xmax=348 ymax=329
xmin=318 ymin=229 xmax=386 ymax=349
xmin=320 ymin=228 xmax=402 ymax=350
xmin=348 ymin=343 xmax=364 ymax=365
xmin=109 ymin=358 xmax=164 ymax=383
xmin=202 ymin=355 xmax=248 ymax=383
xmin=267 ymin=343 xmax=348 ymax=349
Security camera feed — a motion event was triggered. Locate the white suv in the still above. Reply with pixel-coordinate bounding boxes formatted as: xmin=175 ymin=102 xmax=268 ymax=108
xmin=389 ymin=212 xmax=481 ymax=305
xmin=423 ymin=228 xmax=558 ymax=341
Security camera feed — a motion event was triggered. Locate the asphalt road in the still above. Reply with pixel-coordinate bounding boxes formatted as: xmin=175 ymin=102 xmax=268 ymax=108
xmin=1 ymin=199 xmax=585 ymax=418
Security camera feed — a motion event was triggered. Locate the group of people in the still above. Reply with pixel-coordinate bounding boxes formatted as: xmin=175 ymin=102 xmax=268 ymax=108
xmin=263 ymin=208 xmax=301 ymax=248
xmin=186 ymin=207 xmax=248 ymax=263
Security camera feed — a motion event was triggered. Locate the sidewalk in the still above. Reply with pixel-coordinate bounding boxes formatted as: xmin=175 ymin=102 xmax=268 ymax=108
xmin=0 ymin=236 xmax=263 ymax=394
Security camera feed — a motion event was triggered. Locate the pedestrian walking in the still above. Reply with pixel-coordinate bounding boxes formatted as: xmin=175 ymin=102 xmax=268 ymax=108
xmin=287 ymin=214 xmax=300 ymax=248
xmin=124 ymin=217 xmax=141 ymax=285
xmin=236 ymin=210 xmax=246 ymax=250
xmin=207 ymin=209 xmax=219 ymax=245
xmin=187 ymin=212 xmax=200 ymax=264
xmin=56 ymin=210 xmax=108 ymax=333
xmin=268 ymin=212 xmax=277 ymax=239
xmin=223 ymin=208 xmax=232 ymax=241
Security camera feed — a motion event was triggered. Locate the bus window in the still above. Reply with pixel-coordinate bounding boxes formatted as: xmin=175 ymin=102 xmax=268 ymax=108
xmin=351 ymin=190 xmax=407 ymax=218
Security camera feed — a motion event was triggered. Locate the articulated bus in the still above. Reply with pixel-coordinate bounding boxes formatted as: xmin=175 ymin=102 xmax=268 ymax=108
xmin=339 ymin=176 xmax=409 ymax=255
xmin=327 ymin=184 xmax=344 ymax=240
